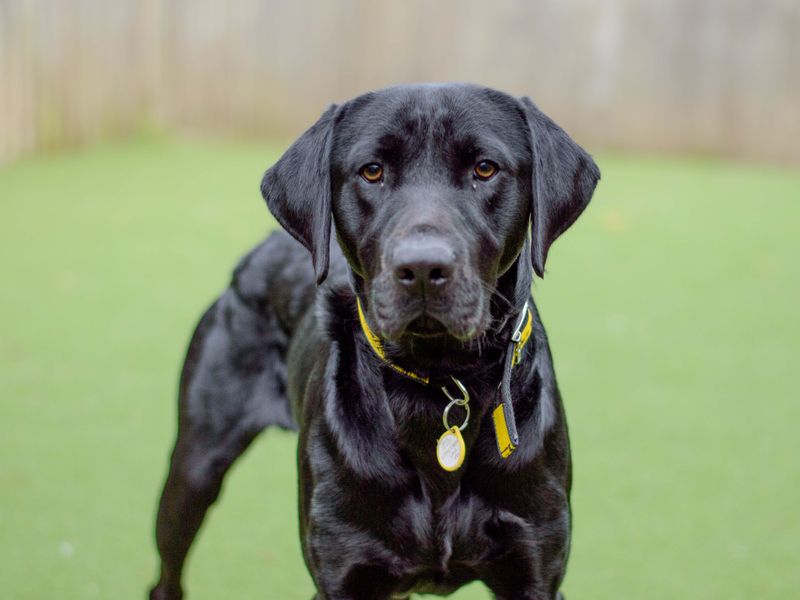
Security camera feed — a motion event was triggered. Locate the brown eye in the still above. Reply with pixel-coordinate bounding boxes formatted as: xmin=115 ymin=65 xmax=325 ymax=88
xmin=474 ymin=160 xmax=498 ymax=180
xmin=360 ymin=163 xmax=383 ymax=183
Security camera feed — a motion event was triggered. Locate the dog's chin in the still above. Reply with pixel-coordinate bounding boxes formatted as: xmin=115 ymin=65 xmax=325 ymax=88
xmin=405 ymin=315 xmax=449 ymax=338
xmin=379 ymin=312 xmax=484 ymax=343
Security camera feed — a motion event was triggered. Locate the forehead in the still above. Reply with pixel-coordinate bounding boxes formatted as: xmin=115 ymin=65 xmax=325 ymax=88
xmin=332 ymin=84 xmax=530 ymax=166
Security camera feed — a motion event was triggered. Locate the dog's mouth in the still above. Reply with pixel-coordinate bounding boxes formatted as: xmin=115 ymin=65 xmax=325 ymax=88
xmin=405 ymin=314 xmax=448 ymax=337
xmin=369 ymin=272 xmax=489 ymax=342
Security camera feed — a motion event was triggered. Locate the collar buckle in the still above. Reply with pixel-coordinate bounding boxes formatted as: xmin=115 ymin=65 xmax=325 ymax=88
xmin=510 ymin=301 xmax=532 ymax=367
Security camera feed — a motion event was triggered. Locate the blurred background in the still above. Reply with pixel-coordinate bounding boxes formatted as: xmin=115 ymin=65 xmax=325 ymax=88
xmin=1 ymin=1 xmax=798 ymax=599
xmin=2 ymin=0 xmax=800 ymax=164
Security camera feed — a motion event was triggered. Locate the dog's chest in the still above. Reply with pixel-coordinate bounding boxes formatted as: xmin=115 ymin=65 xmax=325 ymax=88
xmin=387 ymin=477 xmax=497 ymax=591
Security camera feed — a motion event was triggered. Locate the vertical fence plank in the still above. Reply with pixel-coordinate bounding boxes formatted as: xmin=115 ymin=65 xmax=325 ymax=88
xmin=0 ymin=0 xmax=798 ymax=166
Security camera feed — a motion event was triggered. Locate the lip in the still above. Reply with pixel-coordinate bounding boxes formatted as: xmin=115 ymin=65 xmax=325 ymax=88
xmin=405 ymin=314 xmax=448 ymax=337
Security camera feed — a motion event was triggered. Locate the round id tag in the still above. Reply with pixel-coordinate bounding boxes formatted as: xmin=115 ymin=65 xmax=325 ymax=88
xmin=436 ymin=426 xmax=466 ymax=472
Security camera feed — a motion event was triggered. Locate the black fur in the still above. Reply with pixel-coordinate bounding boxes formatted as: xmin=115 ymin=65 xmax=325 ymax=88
xmin=150 ymin=83 xmax=599 ymax=600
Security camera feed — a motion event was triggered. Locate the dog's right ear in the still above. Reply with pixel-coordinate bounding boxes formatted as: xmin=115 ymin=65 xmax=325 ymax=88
xmin=261 ymin=104 xmax=338 ymax=285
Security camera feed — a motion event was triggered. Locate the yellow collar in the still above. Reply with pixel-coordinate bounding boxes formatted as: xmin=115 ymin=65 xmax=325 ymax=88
xmin=357 ymin=298 xmax=430 ymax=384
xmin=356 ymin=298 xmax=534 ymax=385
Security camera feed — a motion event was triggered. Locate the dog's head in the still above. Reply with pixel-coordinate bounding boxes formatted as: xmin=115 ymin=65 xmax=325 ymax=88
xmin=262 ymin=84 xmax=599 ymax=342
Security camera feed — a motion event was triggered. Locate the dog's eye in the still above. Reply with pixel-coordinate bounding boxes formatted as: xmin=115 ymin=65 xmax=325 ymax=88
xmin=360 ymin=163 xmax=384 ymax=183
xmin=474 ymin=160 xmax=498 ymax=180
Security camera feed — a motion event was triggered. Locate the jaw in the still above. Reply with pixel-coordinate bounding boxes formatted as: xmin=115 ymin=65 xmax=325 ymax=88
xmin=350 ymin=268 xmax=521 ymax=377
xmin=348 ymin=245 xmax=532 ymax=369
xmin=379 ymin=316 xmax=508 ymax=380
xmin=367 ymin=275 xmax=490 ymax=343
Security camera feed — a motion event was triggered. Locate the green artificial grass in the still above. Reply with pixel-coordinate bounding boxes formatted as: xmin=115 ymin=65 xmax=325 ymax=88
xmin=1 ymin=137 xmax=798 ymax=599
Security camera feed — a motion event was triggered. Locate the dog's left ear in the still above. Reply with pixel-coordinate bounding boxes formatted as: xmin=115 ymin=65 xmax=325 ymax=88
xmin=261 ymin=104 xmax=338 ymax=285
xmin=520 ymin=97 xmax=600 ymax=277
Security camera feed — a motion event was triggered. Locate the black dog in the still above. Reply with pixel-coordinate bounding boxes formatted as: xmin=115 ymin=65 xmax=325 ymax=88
xmin=150 ymin=83 xmax=599 ymax=600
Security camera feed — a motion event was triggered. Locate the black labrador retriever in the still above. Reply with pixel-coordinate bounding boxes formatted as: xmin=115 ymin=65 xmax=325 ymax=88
xmin=150 ymin=83 xmax=599 ymax=600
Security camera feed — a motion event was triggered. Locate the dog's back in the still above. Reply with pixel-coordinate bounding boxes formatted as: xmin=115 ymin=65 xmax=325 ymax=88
xmin=178 ymin=230 xmax=323 ymax=430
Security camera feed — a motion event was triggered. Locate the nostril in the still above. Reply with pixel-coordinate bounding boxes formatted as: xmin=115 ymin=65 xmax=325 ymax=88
xmin=428 ymin=267 xmax=448 ymax=285
xmin=397 ymin=267 xmax=415 ymax=285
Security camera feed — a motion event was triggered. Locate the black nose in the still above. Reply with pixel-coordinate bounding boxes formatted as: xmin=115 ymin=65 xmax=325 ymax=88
xmin=391 ymin=237 xmax=456 ymax=290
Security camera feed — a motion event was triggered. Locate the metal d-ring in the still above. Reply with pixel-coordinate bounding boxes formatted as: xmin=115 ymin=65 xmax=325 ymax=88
xmin=441 ymin=377 xmax=470 ymax=431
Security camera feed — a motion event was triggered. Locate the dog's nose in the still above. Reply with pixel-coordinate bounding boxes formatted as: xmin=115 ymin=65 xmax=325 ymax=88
xmin=391 ymin=237 xmax=456 ymax=290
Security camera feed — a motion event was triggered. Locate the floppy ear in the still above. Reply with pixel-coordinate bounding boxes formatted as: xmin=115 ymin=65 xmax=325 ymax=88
xmin=261 ymin=104 xmax=338 ymax=284
xmin=520 ymin=97 xmax=600 ymax=277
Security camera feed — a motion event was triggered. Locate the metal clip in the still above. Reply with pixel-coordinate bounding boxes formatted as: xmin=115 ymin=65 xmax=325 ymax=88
xmin=441 ymin=376 xmax=470 ymax=431
xmin=510 ymin=301 xmax=529 ymax=343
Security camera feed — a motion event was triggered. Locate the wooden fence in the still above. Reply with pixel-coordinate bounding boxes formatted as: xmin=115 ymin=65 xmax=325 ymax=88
xmin=1 ymin=0 xmax=798 ymax=165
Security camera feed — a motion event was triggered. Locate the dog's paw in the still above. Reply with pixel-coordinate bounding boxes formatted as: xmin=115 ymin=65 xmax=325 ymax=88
xmin=148 ymin=583 xmax=183 ymax=600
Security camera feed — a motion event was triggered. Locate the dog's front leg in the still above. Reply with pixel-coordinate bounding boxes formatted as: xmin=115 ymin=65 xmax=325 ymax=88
xmin=304 ymin=513 xmax=406 ymax=600
xmin=491 ymin=592 xmax=565 ymax=600
xmin=484 ymin=557 xmax=567 ymax=600
xmin=489 ymin=585 xmax=565 ymax=600
xmin=493 ymin=594 xmax=565 ymax=600
xmin=310 ymin=589 xmax=407 ymax=600
xmin=309 ymin=560 xmax=405 ymax=600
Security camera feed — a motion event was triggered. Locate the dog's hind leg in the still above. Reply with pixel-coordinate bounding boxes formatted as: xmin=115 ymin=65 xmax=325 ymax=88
xmin=150 ymin=414 xmax=269 ymax=600
xmin=149 ymin=280 xmax=296 ymax=600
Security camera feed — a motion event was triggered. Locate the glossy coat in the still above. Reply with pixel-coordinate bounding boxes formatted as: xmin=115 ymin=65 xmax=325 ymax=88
xmin=150 ymin=84 xmax=599 ymax=600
